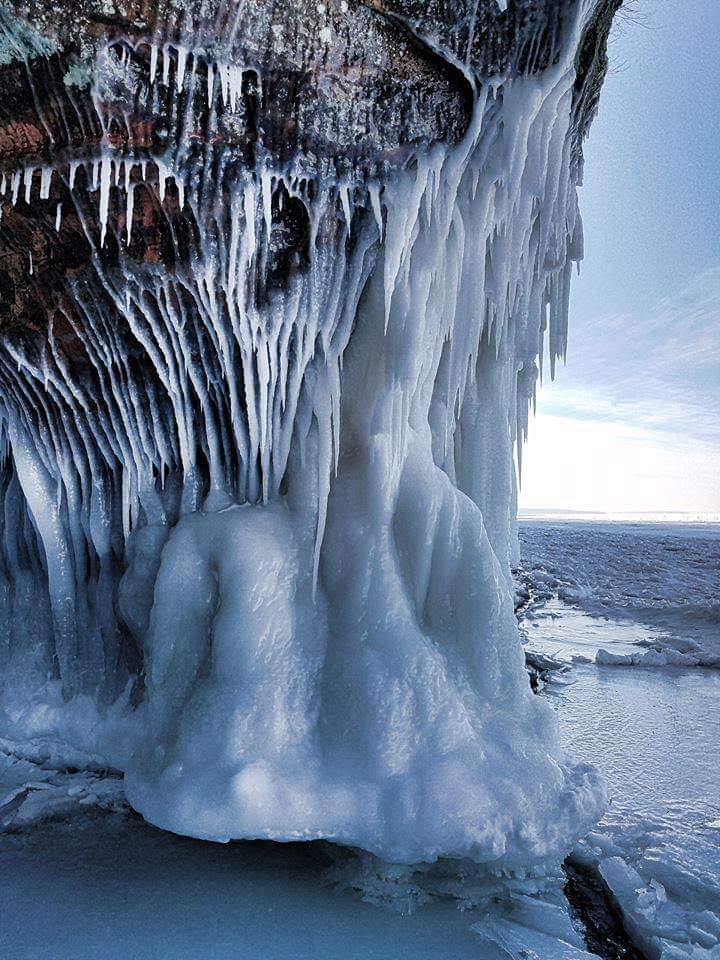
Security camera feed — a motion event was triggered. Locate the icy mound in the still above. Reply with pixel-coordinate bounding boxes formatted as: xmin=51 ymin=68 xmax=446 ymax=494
xmin=125 ymin=497 xmax=604 ymax=863
xmin=0 ymin=0 xmax=615 ymax=866
xmin=123 ymin=57 xmax=607 ymax=861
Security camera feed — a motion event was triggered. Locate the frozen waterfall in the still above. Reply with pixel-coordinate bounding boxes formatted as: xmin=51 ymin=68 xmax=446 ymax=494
xmin=0 ymin=0 xmax=612 ymax=871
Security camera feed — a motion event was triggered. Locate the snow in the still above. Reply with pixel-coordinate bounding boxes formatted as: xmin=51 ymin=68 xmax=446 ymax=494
xmin=594 ymin=646 xmax=719 ymax=668
xmin=519 ymin=519 xmax=720 ymax=666
xmin=0 ymin=9 xmax=56 ymax=65
xmin=0 ymin=752 xmax=124 ymax=830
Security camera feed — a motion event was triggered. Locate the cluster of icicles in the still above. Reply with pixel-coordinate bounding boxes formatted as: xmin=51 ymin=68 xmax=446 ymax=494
xmin=0 ymin=36 xmax=266 ymax=237
xmin=0 ymin=155 xmax=379 ymax=249
xmin=115 ymin=39 xmax=257 ymax=103
xmin=0 ymin=20 xmax=603 ymax=868
xmin=0 ymin=57 xmax=581 ymax=697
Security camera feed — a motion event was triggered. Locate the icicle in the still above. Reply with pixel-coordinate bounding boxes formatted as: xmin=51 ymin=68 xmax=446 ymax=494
xmin=261 ymin=168 xmax=272 ymax=245
xmin=368 ymin=182 xmax=383 ymax=239
xmin=229 ymin=66 xmax=243 ymax=111
xmin=206 ymin=61 xmax=214 ymax=102
xmin=40 ymin=167 xmax=52 ymax=200
xmin=23 ymin=167 xmax=34 ymax=204
xmin=55 ymin=203 xmax=62 ymax=232
xmin=219 ymin=63 xmax=229 ymax=106
xmin=339 ymin=183 xmax=352 ymax=234
xmin=99 ymin=155 xmax=113 ymax=247
xmin=156 ymin=160 xmax=169 ymax=204
xmin=176 ymin=46 xmax=187 ymax=92
xmin=126 ymin=185 xmax=135 ymax=244
xmin=150 ymin=43 xmax=159 ymax=84
xmin=0 ymin=8 xmax=608 ymax=868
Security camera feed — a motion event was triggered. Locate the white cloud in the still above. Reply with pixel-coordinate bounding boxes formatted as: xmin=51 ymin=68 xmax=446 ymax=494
xmin=521 ymin=267 xmax=720 ymax=513
xmin=519 ymin=413 xmax=719 ymax=513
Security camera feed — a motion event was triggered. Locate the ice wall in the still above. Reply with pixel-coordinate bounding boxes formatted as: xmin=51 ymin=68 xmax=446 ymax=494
xmin=0 ymin=0 xmax=613 ymax=869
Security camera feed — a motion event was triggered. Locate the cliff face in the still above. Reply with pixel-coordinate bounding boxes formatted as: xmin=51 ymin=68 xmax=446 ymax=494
xmin=0 ymin=1 xmax=620 ymax=866
xmin=0 ymin=0 xmax=618 ymax=346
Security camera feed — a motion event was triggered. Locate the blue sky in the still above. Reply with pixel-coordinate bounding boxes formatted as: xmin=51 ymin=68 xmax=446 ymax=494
xmin=520 ymin=0 xmax=720 ymax=514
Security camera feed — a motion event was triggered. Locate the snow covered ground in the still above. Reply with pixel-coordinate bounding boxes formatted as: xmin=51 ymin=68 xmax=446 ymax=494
xmin=519 ymin=519 xmax=720 ymax=959
xmin=1 ymin=519 xmax=718 ymax=959
xmin=519 ymin=518 xmax=720 ymax=667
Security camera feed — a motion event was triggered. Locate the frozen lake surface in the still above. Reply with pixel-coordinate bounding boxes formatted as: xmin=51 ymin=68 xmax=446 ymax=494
xmin=1 ymin=520 xmax=718 ymax=958
xmin=0 ymin=817 xmax=490 ymax=960
xmin=519 ymin=520 xmax=720 ymax=959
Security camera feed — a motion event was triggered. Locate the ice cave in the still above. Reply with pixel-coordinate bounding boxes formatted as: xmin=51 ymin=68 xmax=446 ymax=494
xmin=0 ymin=0 xmax=622 ymax=875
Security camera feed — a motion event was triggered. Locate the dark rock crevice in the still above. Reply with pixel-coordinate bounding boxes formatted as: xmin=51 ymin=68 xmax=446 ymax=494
xmin=564 ymin=858 xmax=650 ymax=960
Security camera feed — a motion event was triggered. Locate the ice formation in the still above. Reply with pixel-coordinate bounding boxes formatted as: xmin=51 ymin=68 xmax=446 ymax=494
xmin=0 ymin=0 xmax=618 ymax=868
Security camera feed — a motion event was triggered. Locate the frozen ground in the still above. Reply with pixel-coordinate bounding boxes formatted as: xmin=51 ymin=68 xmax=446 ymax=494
xmin=519 ymin=519 xmax=720 ymax=959
xmin=519 ymin=518 xmax=720 ymax=666
xmin=1 ymin=519 xmax=718 ymax=959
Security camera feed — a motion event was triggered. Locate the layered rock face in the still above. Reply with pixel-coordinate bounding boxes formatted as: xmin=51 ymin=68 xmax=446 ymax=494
xmin=0 ymin=0 xmax=619 ymax=866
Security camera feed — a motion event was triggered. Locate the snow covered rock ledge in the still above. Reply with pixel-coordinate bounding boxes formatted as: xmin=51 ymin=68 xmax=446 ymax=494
xmin=0 ymin=0 xmax=619 ymax=868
